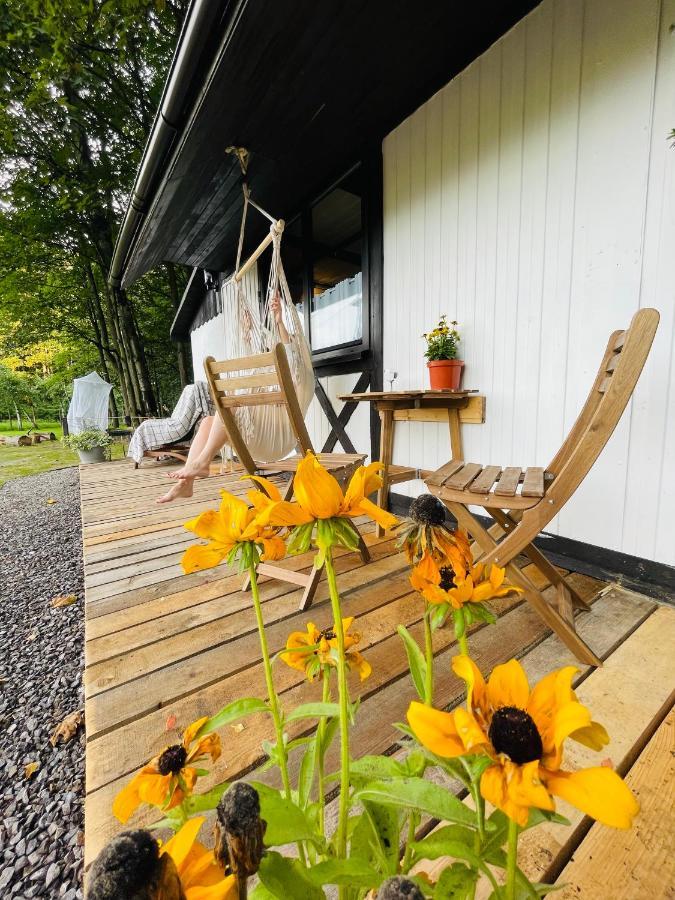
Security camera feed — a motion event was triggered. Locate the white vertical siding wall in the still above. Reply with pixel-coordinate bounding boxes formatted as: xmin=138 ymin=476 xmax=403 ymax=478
xmin=383 ymin=0 xmax=675 ymax=565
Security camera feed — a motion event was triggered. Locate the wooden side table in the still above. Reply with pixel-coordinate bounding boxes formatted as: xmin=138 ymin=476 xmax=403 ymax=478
xmin=338 ymin=389 xmax=485 ymax=534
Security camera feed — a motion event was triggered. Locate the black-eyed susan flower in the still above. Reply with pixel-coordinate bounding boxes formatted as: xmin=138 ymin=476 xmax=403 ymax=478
xmin=407 ymin=656 xmax=638 ymax=828
xmin=396 ymin=494 xmax=472 ymax=573
xmin=161 ymin=817 xmax=237 ymax=899
xmin=248 ymin=453 xmax=398 ymax=534
xmin=113 ymin=717 xmax=221 ymax=823
xmin=409 ymin=553 xmax=522 ymax=609
xmin=281 ymin=617 xmax=372 ymax=682
xmin=181 ymin=488 xmax=285 ymax=574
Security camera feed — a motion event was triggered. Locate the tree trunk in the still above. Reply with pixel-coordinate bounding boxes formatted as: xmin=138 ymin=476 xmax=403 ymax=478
xmin=14 ymin=403 xmax=22 ymax=431
xmin=166 ymin=262 xmax=191 ymax=388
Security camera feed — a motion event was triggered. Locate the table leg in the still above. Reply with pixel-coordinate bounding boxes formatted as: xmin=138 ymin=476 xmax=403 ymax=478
xmin=448 ymin=407 xmax=463 ymax=460
xmin=376 ymin=408 xmax=394 ymax=537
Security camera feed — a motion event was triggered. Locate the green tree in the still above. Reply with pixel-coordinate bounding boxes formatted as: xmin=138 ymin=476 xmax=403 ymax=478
xmin=0 ymin=0 xmax=191 ymax=419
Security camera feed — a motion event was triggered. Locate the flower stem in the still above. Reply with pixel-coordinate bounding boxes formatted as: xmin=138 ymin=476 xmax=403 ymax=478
xmin=324 ymin=546 xmax=351 ymax=867
xmin=423 ymin=607 xmax=434 ymax=706
xmin=505 ymin=817 xmax=519 ymax=900
xmin=316 ymin=672 xmax=330 ymax=835
xmin=248 ymin=559 xmax=306 ymax=865
xmin=453 ymin=607 xmax=469 ymax=656
xmin=401 ymin=809 xmax=420 ymax=872
xmin=249 ymin=562 xmax=291 ymax=797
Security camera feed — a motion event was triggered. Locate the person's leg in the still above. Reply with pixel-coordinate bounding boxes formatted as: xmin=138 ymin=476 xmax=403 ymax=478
xmin=176 ymin=415 xmax=229 ymax=480
xmin=156 ymin=416 xmax=229 ymax=504
xmin=167 ymin=416 xmax=214 ymax=479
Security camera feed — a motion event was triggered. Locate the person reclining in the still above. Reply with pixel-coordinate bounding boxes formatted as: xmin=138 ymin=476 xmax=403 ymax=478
xmin=156 ymin=294 xmax=290 ymax=503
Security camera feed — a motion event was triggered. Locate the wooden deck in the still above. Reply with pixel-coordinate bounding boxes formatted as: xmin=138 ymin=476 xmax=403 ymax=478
xmin=81 ymin=459 xmax=675 ymax=896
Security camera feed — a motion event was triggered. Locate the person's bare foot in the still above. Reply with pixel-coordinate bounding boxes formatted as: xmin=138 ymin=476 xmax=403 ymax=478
xmin=176 ymin=462 xmax=211 ymax=481
xmin=167 ymin=466 xmax=188 ymax=480
xmin=156 ymin=479 xmax=195 ymax=504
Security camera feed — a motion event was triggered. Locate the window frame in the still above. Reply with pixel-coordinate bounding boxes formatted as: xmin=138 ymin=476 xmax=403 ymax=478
xmin=288 ymin=163 xmax=372 ymax=370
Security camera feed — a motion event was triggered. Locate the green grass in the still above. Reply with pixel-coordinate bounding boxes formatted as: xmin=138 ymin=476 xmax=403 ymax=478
xmin=0 ymin=419 xmax=126 ymax=486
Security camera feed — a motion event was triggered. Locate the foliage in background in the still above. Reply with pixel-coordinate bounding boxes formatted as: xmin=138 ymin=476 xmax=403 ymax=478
xmin=0 ymin=0 xmax=193 ymax=424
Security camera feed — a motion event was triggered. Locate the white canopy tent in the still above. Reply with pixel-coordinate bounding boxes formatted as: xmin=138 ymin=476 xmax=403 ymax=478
xmin=67 ymin=372 xmax=112 ymax=434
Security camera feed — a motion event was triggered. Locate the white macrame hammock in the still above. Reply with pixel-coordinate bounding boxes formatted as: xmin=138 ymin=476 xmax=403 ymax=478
xmin=219 ymin=183 xmax=314 ymax=463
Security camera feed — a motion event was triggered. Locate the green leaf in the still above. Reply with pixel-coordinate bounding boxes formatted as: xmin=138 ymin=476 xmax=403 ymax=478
xmin=183 ymin=781 xmax=229 ymax=814
xmin=285 ymin=702 xmax=341 ymax=722
xmin=428 ymin=601 xmax=451 ymax=632
xmin=363 ymin=800 xmax=401 ymax=874
xmin=355 ymin=777 xmax=477 ymax=828
xmin=196 ymin=697 xmax=269 ymax=736
xmin=349 ymin=754 xmax=407 ymax=785
xmin=250 ymin=782 xmax=318 ymax=846
xmin=525 ymin=808 xmax=571 ymax=829
xmin=257 ymin=852 xmax=324 ymax=900
xmin=397 ymin=624 xmax=427 ymax=702
xmin=318 ymin=713 xmax=339 ymax=757
xmin=287 ymin=522 xmax=314 ymax=555
xmin=332 ymin=517 xmax=361 ymax=551
xmin=298 ymin=735 xmax=317 ymax=808
xmin=411 ymin=824 xmax=478 ymax=862
xmin=305 ymin=858 xmax=381 ymax=888
xmin=434 ymin=863 xmax=477 ymax=900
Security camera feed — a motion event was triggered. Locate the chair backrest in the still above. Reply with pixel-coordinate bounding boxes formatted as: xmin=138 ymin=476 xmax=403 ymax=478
xmin=542 ymin=307 xmax=659 ymax=515
xmin=203 ymin=344 xmax=314 ymax=474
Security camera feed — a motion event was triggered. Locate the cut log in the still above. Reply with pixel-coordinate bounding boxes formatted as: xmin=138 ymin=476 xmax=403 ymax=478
xmin=0 ymin=434 xmax=32 ymax=446
xmin=32 ymin=431 xmax=57 ymax=442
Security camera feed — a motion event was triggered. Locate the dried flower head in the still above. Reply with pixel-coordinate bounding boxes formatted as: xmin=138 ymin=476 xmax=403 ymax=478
xmin=216 ymin=782 xmax=265 ymax=879
xmin=377 ymin=875 xmax=425 ymax=900
xmin=87 ymin=830 xmax=168 ymax=900
xmin=396 ymin=494 xmax=472 ymax=575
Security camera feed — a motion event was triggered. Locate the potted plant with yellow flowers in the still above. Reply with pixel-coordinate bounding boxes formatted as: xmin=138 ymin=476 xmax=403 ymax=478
xmin=423 ymin=315 xmax=463 ymax=390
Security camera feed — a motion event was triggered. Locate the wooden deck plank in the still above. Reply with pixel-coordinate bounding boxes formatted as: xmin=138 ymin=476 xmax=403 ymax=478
xmin=80 ymin=460 xmax=667 ymax=882
xmin=557 ymin=709 xmax=675 ymax=900
xmin=555 ymin=708 xmax=675 ymax=899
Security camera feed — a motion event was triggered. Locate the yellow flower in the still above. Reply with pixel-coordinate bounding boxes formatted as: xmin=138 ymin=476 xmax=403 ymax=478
xmin=396 ymin=494 xmax=472 ymax=572
xmin=410 ymin=554 xmax=522 ymax=608
xmin=249 ymin=453 xmax=398 ymax=532
xmin=181 ymin=488 xmax=286 ymax=574
xmin=282 ymin=617 xmax=372 ymax=682
xmin=407 ymin=656 xmax=639 ymax=828
xmin=161 ymin=817 xmax=237 ymax=899
xmin=113 ymin=718 xmax=221 ymax=823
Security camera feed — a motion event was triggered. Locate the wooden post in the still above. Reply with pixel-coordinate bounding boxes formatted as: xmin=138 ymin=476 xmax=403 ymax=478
xmin=376 ymin=407 xmax=395 ymax=537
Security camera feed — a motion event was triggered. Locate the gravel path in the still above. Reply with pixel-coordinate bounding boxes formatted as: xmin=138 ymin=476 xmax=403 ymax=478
xmin=0 ymin=467 xmax=85 ymax=898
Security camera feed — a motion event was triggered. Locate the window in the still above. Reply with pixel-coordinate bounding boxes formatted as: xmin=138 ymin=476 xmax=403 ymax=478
xmin=282 ymin=165 xmax=369 ymax=366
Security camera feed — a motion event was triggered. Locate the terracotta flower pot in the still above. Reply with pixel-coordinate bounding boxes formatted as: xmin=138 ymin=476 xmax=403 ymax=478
xmin=427 ymin=359 xmax=464 ymax=390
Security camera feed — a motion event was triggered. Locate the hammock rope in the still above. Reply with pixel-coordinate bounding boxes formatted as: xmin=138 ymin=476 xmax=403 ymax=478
xmin=219 ymin=176 xmax=315 ymax=463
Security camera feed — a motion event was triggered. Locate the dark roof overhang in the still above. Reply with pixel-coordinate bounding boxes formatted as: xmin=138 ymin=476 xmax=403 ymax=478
xmin=112 ymin=0 xmax=541 ymax=336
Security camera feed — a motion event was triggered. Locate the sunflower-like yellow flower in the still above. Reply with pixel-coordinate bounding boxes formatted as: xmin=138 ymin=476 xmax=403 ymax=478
xmin=161 ymin=817 xmax=237 ymax=899
xmin=410 ymin=553 xmax=522 ymax=608
xmin=181 ymin=487 xmax=286 ymax=574
xmin=249 ymin=453 xmax=398 ymax=532
xmin=113 ymin=718 xmax=221 ymax=823
xmin=282 ymin=617 xmax=372 ymax=682
xmin=396 ymin=494 xmax=472 ymax=573
xmin=407 ymin=656 xmax=639 ymax=828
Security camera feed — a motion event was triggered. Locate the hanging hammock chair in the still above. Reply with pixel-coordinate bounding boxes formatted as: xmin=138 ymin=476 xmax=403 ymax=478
xmin=217 ymin=176 xmax=315 ymax=463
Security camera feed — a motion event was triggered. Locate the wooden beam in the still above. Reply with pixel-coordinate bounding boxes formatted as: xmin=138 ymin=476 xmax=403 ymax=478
xmin=316 ymin=373 xmax=369 ymax=454
xmin=392 ymin=395 xmax=485 ymax=424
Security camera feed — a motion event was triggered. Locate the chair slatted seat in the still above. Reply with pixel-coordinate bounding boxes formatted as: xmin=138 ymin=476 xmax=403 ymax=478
xmin=205 ymin=344 xmax=369 ymax=610
xmin=425 ymin=308 xmax=660 ymax=666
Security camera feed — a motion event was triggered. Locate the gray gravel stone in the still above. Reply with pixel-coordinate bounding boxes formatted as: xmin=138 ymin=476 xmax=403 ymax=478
xmin=0 ymin=467 xmax=84 ymax=896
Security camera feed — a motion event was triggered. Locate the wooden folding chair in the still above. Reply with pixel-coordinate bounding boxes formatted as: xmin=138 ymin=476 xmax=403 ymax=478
xmin=204 ymin=343 xmax=370 ymax=610
xmin=424 ymin=308 xmax=660 ymax=666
